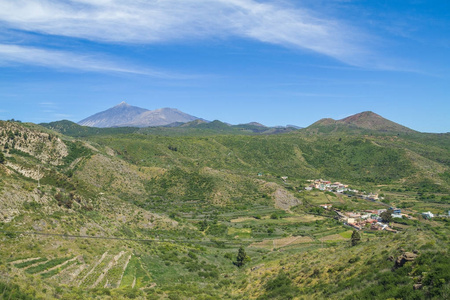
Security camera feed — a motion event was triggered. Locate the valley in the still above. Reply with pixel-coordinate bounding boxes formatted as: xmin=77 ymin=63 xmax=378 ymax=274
xmin=0 ymin=116 xmax=449 ymax=299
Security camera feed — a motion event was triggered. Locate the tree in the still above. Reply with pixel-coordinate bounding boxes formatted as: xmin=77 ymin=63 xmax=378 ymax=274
xmin=234 ymin=246 xmax=250 ymax=267
xmin=199 ymin=219 xmax=208 ymax=231
xmin=380 ymin=209 xmax=393 ymax=223
xmin=351 ymin=230 xmax=361 ymax=246
xmin=0 ymin=152 xmax=5 ymax=164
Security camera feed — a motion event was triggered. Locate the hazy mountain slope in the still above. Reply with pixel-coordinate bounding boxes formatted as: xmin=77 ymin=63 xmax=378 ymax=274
xmin=78 ymin=102 xmax=148 ymax=128
xmin=123 ymin=107 xmax=200 ymax=127
xmin=77 ymin=102 xmax=201 ymax=128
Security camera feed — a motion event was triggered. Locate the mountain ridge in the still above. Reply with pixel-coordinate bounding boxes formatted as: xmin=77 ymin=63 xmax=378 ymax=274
xmin=77 ymin=103 xmax=415 ymax=134
xmin=78 ymin=101 xmax=149 ymax=128
xmin=78 ymin=102 xmax=200 ymax=128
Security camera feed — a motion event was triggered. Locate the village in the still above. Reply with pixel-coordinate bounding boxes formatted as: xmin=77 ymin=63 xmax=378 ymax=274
xmin=305 ymin=178 xmax=380 ymax=201
xmin=304 ymin=179 xmax=441 ymax=232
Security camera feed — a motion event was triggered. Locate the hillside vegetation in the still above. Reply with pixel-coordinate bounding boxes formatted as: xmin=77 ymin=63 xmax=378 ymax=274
xmin=0 ymin=119 xmax=449 ymax=299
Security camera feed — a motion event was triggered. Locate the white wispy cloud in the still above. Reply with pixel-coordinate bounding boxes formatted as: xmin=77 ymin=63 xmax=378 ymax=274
xmin=53 ymin=113 xmax=71 ymax=119
xmin=39 ymin=102 xmax=57 ymax=108
xmin=0 ymin=0 xmax=371 ymax=66
xmin=0 ymin=44 xmax=188 ymax=77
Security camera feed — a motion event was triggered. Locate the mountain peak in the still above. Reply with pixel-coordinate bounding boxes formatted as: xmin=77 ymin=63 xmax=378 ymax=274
xmin=339 ymin=111 xmax=414 ymax=132
xmin=78 ymin=103 xmax=199 ymax=128
xmin=115 ymin=101 xmax=130 ymax=107
xmin=340 ymin=111 xmax=380 ymax=123
xmin=308 ymin=111 xmax=415 ymax=133
xmin=246 ymin=122 xmax=267 ymax=127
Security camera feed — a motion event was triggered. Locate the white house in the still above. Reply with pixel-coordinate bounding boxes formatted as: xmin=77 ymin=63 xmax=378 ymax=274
xmin=422 ymin=211 xmax=434 ymax=219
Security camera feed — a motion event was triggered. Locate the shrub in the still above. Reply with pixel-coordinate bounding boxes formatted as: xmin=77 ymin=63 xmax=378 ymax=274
xmin=259 ymin=272 xmax=299 ymax=300
xmin=224 ymin=253 xmax=233 ymax=260
xmin=351 ymin=230 xmax=361 ymax=246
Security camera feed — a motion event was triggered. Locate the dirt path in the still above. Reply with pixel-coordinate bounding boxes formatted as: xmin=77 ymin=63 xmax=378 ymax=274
xmin=279 ymin=236 xmax=300 ymax=248
xmin=10 ymin=257 xmax=41 ymax=265
xmin=78 ymin=252 xmax=108 ymax=287
xmin=251 ymin=236 xmax=313 ymax=250
xmin=92 ymin=251 xmax=125 ymax=288
xmin=63 ymin=264 xmax=86 ymax=285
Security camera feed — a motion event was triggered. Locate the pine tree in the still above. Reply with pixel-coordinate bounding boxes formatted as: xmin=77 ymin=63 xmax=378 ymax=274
xmin=199 ymin=219 xmax=208 ymax=231
xmin=351 ymin=230 xmax=361 ymax=246
xmin=0 ymin=152 xmax=5 ymax=164
xmin=235 ymin=246 xmax=250 ymax=267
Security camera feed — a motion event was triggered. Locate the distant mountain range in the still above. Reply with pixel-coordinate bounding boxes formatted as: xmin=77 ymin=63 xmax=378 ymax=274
xmin=78 ymin=102 xmax=200 ymax=128
xmin=77 ymin=102 xmax=416 ymax=135
xmin=77 ymin=102 xmax=301 ymax=131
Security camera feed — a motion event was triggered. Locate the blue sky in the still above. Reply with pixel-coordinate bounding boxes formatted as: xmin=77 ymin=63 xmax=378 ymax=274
xmin=0 ymin=0 xmax=449 ymax=132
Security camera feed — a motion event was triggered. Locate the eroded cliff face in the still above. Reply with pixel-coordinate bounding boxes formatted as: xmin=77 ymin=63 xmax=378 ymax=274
xmin=262 ymin=181 xmax=302 ymax=212
xmin=0 ymin=121 xmax=68 ymax=165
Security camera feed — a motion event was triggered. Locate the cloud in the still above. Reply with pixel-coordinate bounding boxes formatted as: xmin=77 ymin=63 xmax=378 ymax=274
xmin=0 ymin=0 xmax=371 ymax=66
xmin=39 ymin=102 xmax=57 ymax=108
xmin=0 ymin=44 xmax=188 ymax=77
xmin=53 ymin=113 xmax=71 ymax=119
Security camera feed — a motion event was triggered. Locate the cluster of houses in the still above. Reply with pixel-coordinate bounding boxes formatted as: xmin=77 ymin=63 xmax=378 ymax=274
xmin=305 ymin=179 xmax=349 ymax=193
xmin=321 ymin=205 xmax=402 ymax=232
xmin=305 ymin=179 xmax=381 ymax=201
xmin=305 ymin=179 xmax=447 ymax=224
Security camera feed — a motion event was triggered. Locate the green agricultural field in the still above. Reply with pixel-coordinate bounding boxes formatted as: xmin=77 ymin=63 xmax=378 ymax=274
xmin=228 ymin=227 xmax=252 ymax=238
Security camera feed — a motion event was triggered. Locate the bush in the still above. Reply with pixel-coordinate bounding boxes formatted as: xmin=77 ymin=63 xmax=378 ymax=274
xmin=0 ymin=281 xmax=34 ymax=300
xmin=270 ymin=213 xmax=279 ymax=220
xmin=351 ymin=231 xmax=361 ymax=246
xmin=259 ymin=272 xmax=299 ymax=300
xmin=224 ymin=253 xmax=233 ymax=260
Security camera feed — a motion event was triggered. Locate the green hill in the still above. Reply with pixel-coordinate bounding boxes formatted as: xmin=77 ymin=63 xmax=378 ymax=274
xmin=305 ymin=111 xmax=416 ymax=135
xmin=41 ymin=119 xmax=299 ymax=137
xmin=0 ymin=119 xmax=449 ymax=299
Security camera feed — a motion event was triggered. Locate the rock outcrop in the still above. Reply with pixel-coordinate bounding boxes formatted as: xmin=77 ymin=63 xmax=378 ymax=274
xmin=394 ymin=252 xmax=418 ymax=269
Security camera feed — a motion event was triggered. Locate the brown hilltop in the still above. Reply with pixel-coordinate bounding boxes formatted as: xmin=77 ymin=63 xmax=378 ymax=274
xmin=309 ymin=111 xmax=416 ymax=133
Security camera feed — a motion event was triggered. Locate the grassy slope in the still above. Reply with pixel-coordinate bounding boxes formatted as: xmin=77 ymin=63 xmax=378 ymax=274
xmin=0 ymin=120 xmax=449 ymax=299
xmin=86 ymin=131 xmax=449 ymax=187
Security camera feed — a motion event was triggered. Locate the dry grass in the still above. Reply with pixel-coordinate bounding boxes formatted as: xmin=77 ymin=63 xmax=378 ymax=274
xmin=319 ymin=233 xmax=348 ymax=242
xmin=251 ymin=236 xmax=313 ymax=249
xmin=230 ymin=217 xmax=258 ymax=223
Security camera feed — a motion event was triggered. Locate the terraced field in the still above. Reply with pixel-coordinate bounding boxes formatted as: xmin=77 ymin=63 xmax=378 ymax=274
xmin=250 ymin=235 xmax=313 ymax=250
xmin=9 ymin=251 xmax=150 ymax=289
